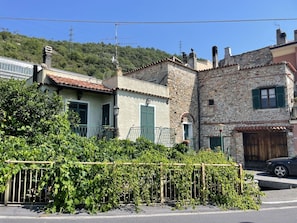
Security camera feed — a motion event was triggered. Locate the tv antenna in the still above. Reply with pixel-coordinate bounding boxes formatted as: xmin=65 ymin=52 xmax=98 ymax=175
xmin=111 ymin=23 xmax=120 ymax=68
xmin=69 ymin=26 xmax=74 ymax=54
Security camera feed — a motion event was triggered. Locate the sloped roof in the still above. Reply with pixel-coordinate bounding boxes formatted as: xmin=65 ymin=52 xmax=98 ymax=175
xmin=124 ymin=57 xmax=196 ymax=75
xmin=47 ymin=74 xmax=112 ymax=93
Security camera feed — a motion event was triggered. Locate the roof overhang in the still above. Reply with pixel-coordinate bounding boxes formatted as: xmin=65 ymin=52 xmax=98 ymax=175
xmin=47 ymin=74 xmax=113 ymax=94
xmin=234 ymin=125 xmax=292 ymax=132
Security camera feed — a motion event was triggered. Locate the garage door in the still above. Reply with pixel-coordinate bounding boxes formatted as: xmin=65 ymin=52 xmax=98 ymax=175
xmin=243 ymin=132 xmax=287 ymax=162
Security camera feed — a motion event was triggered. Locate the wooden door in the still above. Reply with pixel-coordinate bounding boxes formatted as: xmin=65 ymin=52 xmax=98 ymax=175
xmin=243 ymin=133 xmax=259 ymax=161
xmin=269 ymin=132 xmax=288 ymax=158
xmin=243 ymin=132 xmax=287 ymax=162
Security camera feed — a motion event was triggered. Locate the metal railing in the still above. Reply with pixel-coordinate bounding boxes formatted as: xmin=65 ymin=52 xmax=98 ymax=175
xmin=1 ymin=161 xmax=244 ymax=206
xmin=127 ymin=127 xmax=176 ymax=147
xmin=71 ymin=125 xmax=116 ymax=139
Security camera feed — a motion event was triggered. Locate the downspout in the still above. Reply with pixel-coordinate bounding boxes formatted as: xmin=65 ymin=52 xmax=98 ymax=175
xmin=113 ymin=89 xmax=116 ymax=134
xmin=197 ymin=71 xmax=201 ymax=150
xmin=113 ymin=88 xmax=119 ymax=137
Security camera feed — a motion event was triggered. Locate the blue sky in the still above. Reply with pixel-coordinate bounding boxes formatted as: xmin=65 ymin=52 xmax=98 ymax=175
xmin=1 ymin=0 xmax=296 ymax=61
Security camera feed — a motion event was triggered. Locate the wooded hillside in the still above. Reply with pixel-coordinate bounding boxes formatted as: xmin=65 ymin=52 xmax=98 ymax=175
xmin=0 ymin=31 xmax=173 ymax=79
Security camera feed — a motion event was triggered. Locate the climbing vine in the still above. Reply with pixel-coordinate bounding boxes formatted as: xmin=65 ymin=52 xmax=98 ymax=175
xmin=0 ymin=79 xmax=263 ymax=214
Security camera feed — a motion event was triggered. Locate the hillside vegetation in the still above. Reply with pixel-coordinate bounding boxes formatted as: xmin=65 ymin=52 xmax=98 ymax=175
xmin=0 ymin=31 xmax=173 ymax=79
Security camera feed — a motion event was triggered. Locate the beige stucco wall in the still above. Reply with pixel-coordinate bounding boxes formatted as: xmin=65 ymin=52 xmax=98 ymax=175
xmin=116 ymin=89 xmax=170 ymax=141
xmin=56 ymin=88 xmax=113 ymax=137
xmin=33 ymin=68 xmax=114 ymax=138
xmin=104 ymin=74 xmax=170 ymax=143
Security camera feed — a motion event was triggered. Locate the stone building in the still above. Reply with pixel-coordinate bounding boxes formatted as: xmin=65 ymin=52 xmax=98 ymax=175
xmin=198 ymin=62 xmax=296 ymax=168
xmin=207 ymin=28 xmax=297 ymax=167
xmin=125 ymin=52 xmax=211 ymax=150
xmin=125 ymin=28 xmax=297 ymax=168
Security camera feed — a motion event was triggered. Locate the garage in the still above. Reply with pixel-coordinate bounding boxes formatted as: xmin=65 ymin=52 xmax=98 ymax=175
xmin=238 ymin=126 xmax=288 ymax=169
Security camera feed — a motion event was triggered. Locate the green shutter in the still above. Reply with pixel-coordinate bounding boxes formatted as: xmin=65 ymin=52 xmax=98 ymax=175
xmin=276 ymin=86 xmax=285 ymax=108
xmin=252 ymin=89 xmax=260 ymax=109
xmin=140 ymin=105 xmax=155 ymax=142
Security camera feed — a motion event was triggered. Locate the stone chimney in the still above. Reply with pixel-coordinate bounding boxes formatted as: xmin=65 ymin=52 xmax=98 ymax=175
xmin=42 ymin=46 xmax=53 ymax=68
xmin=223 ymin=47 xmax=235 ymax=66
xmin=212 ymin=46 xmax=218 ymax=68
xmin=116 ymin=67 xmax=123 ymax=76
xmin=182 ymin=52 xmax=188 ymax=64
xmin=276 ymin=29 xmax=287 ymax=45
xmin=224 ymin=47 xmax=232 ymax=58
xmin=294 ymin=30 xmax=297 ymax=42
xmin=187 ymin=48 xmax=197 ymax=70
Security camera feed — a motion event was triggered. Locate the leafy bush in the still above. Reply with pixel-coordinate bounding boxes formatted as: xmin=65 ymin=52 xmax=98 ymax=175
xmin=0 ymin=80 xmax=262 ymax=213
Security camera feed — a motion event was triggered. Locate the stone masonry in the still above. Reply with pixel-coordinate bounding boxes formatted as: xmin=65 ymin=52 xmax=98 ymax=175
xmin=126 ymin=59 xmax=199 ymax=149
xmin=198 ymin=62 xmax=295 ymax=163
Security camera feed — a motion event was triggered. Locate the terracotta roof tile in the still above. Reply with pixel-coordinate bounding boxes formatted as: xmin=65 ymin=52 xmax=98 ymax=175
xmin=47 ymin=74 xmax=112 ymax=93
xmin=234 ymin=125 xmax=292 ymax=132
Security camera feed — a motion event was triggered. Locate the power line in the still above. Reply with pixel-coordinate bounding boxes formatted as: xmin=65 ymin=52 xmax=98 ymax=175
xmin=0 ymin=17 xmax=297 ymax=25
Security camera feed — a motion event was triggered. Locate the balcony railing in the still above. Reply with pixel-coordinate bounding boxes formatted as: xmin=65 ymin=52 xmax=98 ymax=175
xmin=127 ymin=127 xmax=175 ymax=147
xmin=71 ymin=125 xmax=116 ymax=139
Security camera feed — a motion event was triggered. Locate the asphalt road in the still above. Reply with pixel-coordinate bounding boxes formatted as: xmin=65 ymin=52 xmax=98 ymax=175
xmin=0 ymin=205 xmax=297 ymax=223
xmin=1 ymin=188 xmax=297 ymax=223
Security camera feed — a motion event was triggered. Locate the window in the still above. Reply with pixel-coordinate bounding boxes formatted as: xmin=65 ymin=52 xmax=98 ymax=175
xmin=183 ymin=122 xmax=193 ymax=147
xmin=261 ymin=88 xmax=276 ymax=108
xmin=102 ymin=104 xmax=110 ymax=125
xmin=68 ymin=101 xmax=88 ymax=137
xmin=69 ymin=101 xmax=88 ymax=124
xmin=210 ymin=136 xmax=223 ymax=150
xmin=252 ymin=86 xmax=285 ymax=109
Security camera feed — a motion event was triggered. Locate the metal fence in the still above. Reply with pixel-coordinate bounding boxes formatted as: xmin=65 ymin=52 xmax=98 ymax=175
xmin=127 ymin=127 xmax=176 ymax=147
xmin=71 ymin=125 xmax=116 ymax=139
xmin=1 ymin=161 xmax=244 ymax=206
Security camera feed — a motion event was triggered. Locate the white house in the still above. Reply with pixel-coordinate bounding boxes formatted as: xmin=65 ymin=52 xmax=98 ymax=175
xmin=27 ymin=46 xmax=173 ymax=146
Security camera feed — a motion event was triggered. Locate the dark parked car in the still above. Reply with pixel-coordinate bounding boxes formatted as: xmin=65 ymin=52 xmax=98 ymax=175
xmin=266 ymin=156 xmax=297 ymax=177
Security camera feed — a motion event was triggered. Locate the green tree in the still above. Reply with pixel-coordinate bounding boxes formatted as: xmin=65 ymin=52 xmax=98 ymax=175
xmin=0 ymin=79 xmax=63 ymax=141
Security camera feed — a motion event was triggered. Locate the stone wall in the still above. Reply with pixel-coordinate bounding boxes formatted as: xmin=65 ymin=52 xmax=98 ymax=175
xmin=167 ymin=64 xmax=199 ymax=149
xmin=126 ymin=61 xmax=199 ymax=149
xmin=219 ymin=47 xmax=273 ymax=68
xmin=198 ymin=62 xmax=295 ymax=162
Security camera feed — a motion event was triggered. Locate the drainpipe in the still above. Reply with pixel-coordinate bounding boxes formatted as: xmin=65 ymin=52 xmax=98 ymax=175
xmin=33 ymin=65 xmax=38 ymax=82
xmin=197 ymin=71 xmax=201 ymax=150
xmin=113 ymin=89 xmax=119 ymax=137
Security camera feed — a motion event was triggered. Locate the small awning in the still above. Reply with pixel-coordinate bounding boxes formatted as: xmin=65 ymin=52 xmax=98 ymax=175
xmin=234 ymin=125 xmax=292 ymax=132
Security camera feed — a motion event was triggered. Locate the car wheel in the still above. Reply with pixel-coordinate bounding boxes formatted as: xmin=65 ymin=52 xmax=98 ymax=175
xmin=273 ymin=165 xmax=288 ymax=178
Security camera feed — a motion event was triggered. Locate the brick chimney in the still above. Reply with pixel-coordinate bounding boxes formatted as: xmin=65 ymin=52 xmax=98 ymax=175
xmin=43 ymin=46 xmax=53 ymax=68
xmin=276 ymin=29 xmax=287 ymax=45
